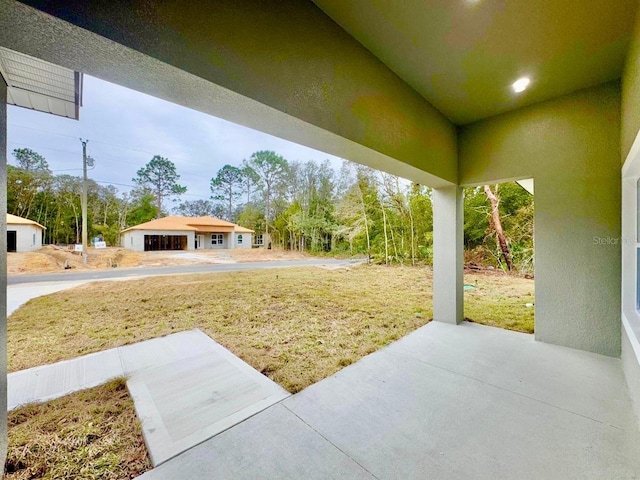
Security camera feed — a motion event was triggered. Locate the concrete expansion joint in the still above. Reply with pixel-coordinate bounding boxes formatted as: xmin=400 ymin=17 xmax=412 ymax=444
xmin=281 ymin=404 xmax=381 ymax=480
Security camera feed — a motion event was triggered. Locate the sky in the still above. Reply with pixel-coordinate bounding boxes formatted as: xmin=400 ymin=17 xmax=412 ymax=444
xmin=7 ymin=75 xmax=344 ymax=203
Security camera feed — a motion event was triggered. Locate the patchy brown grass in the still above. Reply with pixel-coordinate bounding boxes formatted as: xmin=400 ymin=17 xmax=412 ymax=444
xmin=464 ymin=270 xmax=535 ymax=333
xmin=5 ymin=378 xmax=150 ymax=479
xmin=8 ymin=265 xmax=534 ymax=392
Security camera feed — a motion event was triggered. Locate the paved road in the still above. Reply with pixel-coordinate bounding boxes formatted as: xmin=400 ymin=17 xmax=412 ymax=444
xmin=7 ymin=258 xmax=360 ymax=285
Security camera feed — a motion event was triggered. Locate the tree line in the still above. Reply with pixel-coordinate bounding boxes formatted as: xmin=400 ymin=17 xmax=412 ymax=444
xmin=7 ymin=147 xmax=534 ymax=272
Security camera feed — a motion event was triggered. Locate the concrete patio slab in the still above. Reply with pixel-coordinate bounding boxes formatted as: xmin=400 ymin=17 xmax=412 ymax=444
xmin=118 ymin=329 xmax=216 ymax=375
xmin=387 ymin=321 xmax=635 ymax=429
xmin=141 ymin=321 xmax=640 ymax=479
xmin=127 ymin=332 xmax=290 ymax=466
xmin=138 ymin=404 xmax=376 ymax=480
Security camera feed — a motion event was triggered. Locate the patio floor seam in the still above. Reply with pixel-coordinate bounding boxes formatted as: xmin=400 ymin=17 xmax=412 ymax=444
xmin=385 ymin=350 xmax=617 ymax=429
xmin=281 ymin=403 xmax=381 ymax=480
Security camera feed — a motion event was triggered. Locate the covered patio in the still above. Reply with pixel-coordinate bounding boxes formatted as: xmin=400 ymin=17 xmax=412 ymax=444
xmin=140 ymin=321 xmax=640 ymax=479
xmin=1 ymin=0 xmax=640 ymax=476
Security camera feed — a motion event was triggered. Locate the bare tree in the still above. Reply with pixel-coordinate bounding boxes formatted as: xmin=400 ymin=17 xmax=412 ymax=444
xmin=484 ymin=184 xmax=514 ymax=271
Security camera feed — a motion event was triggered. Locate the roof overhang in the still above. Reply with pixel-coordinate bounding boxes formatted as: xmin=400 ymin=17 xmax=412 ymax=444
xmin=0 ymin=46 xmax=82 ymax=120
xmin=193 ymin=226 xmax=235 ymax=233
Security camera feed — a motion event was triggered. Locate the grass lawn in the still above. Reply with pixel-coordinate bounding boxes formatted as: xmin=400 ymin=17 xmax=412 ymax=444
xmin=7 ymin=265 xmax=533 ymax=477
xmin=9 ymin=265 xmax=534 ymax=392
xmin=5 ymin=379 xmax=150 ymax=479
xmin=464 ymin=270 xmax=535 ymax=333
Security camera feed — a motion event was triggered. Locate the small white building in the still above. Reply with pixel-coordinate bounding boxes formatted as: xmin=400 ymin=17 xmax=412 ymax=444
xmin=7 ymin=214 xmax=45 ymax=252
xmin=121 ymin=216 xmax=254 ymax=252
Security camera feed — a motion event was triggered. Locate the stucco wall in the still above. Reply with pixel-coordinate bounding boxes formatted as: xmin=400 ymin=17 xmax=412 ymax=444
xmin=7 ymin=224 xmax=43 ymax=252
xmin=459 ymin=82 xmax=621 ymax=356
xmin=123 ymin=230 xmax=194 ymax=252
xmin=622 ymin=6 xmax=640 ymax=161
xmin=234 ymin=233 xmax=252 ymax=249
xmin=198 ymin=233 xmax=227 ymax=250
xmin=3 ymin=0 xmax=457 ymax=186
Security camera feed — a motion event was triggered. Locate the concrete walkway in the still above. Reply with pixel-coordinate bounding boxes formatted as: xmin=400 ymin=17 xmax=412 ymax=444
xmin=7 ymin=280 xmax=87 ymax=315
xmin=140 ymin=321 xmax=640 ymax=479
xmin=8 ymin=330 xmax=290 ymax=466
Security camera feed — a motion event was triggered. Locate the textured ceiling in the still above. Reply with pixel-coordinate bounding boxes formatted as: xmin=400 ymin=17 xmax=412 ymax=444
xmin=313 ymin=0 xmax=638 ymax=124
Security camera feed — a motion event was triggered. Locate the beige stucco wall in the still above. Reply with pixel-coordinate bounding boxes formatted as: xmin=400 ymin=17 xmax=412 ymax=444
xmin=459 ymin=82 xmax=622 ymax=356
xmin=622 ymin=5 xmax=640 ymax=161
xmin=7 ymin=224 xmax=43 ymax=252
xmin=198 ymin=233 xmax=228 ymax=250
xmin=2 ymin=0 xmax=457 ymax=187
xmin=123 ymin=230 xmax=194 ymax=252
xmin=234 ymin=233 xmax=252 ymax=249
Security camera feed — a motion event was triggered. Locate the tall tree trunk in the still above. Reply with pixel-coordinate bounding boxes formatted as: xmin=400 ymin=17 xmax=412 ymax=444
xmin=156 ymin=187 xmax=162 ymax=218
xmin=389 ymin=222 xmax=400 ymax=265
xmin=483 ymin=184 xmax=513 ymax=271
xmin=357 ymin=183 xmax=371 ymax=264
xmin=379 ymin=198 xmax=389 ymax=266
xmin=265 ymin=184 xmax=270 ymax=240
xmin=408 ymin=198 xmax=416 ymax=266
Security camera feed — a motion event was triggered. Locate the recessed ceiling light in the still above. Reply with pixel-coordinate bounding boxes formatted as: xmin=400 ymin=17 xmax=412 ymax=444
xmin=512 ymin=77 xmax=530 ymax=93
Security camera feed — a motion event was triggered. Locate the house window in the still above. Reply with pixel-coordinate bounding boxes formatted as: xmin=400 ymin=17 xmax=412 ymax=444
xmin=255 ymin=234 xmax=264 ymax=245
xmin=32 ymin=233 xmax=36 ymax=245
xmin=237 ymin=234 xmax=243 ymax=245
xmin=211 ymin=234 xmax=224 ymax=245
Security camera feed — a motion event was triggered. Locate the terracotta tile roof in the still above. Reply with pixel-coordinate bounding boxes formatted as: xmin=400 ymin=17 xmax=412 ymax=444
xmin=7 ymin=213 xmax=46 ymax=229
xmin=120 ymin=216 xmax=254 ymax=234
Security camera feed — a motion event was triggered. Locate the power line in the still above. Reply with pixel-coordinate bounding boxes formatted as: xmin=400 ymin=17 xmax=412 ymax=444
xmin=7 ymin=141 xmax=214 ymax=181
xmin=8 ymin=123 xmax=225 ymax=171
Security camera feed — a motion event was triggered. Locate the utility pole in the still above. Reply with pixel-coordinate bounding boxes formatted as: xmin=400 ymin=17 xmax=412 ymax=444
xmin=80 ymin=139 xmax=89 ymax=265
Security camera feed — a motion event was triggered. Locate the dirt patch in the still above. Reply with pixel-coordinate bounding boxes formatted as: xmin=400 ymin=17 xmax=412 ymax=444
xmin=7 ymin=252 xmax=60 ymax=275
xmin=8 ymin=245 xmax=143 ymax=274
xmin=7 ymin=247 xmax=311 ymax=275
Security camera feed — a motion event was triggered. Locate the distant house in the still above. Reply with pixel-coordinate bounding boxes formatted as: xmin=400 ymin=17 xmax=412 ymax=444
xmin=252 ymin=232 xmax=270 ymax=248
xmin=7 ymin=214 xmax=45 ymax=252
xmin=120 ymin=216 xmax=254 ymax=252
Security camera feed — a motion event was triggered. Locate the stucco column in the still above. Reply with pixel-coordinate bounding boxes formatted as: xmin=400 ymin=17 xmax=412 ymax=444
xmin=0 ymin=75 xmax=8 ymax=463
xmin=432 ymin=186 xmax=464 ymax=324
